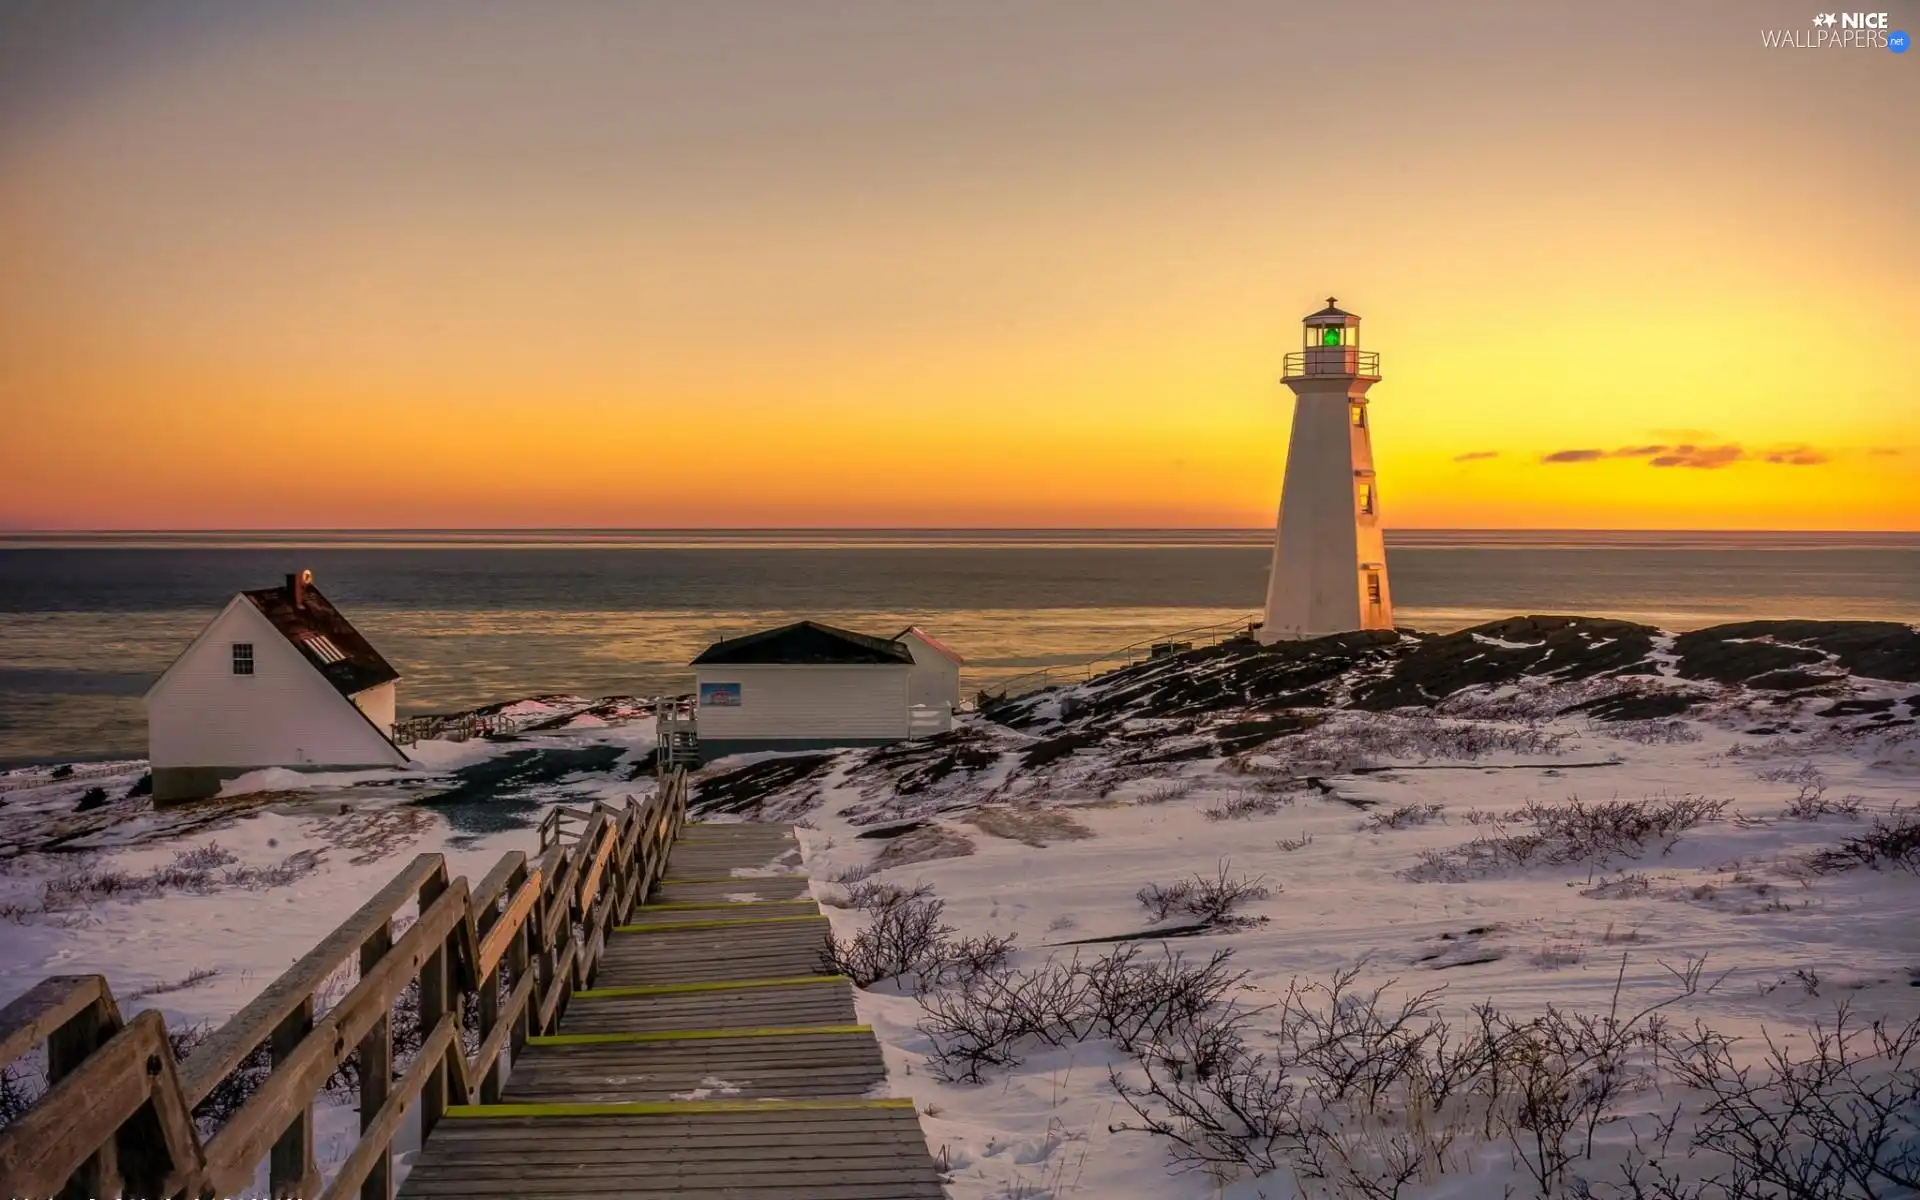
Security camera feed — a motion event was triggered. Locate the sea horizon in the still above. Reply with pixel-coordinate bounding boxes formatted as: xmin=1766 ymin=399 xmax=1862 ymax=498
xmin=4 ymin=528 xmax=1917 ymax=552
xmin=3 ymin=528 xmax=1914 ymax=764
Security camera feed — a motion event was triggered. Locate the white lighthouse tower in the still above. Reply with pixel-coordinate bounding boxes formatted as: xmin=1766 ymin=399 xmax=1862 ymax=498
xmin=1256 ymin=298 xmax=1393 ymax=643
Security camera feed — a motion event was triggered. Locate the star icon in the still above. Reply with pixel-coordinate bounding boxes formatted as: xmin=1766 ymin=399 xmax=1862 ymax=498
xmin=1815 ymin=12 xmax=1838 ymax=25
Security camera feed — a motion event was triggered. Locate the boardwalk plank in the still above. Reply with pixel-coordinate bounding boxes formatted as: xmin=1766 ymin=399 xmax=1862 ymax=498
xmin=396 ymin=821 xmax=943 ymax=1200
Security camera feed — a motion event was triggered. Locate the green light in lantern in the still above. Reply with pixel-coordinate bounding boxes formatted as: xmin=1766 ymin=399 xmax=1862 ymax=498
xmin=1321 ymin=328 xmax=1342 ymax=346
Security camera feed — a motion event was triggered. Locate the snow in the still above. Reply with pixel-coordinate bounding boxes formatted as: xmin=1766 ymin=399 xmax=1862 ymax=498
xmin=3 ymin=642 xmax=1916 ymax=1198
xmin=790 ymin=694 xmax=1920 ymax=1198
xmin=0 ymin=709 xmax=660 ymax=1194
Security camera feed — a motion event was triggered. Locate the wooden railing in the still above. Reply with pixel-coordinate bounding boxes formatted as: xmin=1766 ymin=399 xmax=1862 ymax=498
xmin=390 ymin=713 xmax=520 ymax=748
xmin=0 ymin=768 xmax=690 ymax=1199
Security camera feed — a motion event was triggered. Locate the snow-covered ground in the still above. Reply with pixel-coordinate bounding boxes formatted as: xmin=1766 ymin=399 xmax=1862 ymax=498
xmin=0 ymin=694 xmax=659 ymax=1187
xmin=766 ymin=619 xmax=1920 ymax=1198
xmin=2 ymin=618 xmax=1916 ymax=1198
xmin=796 ymin=715 xmax=1916 ymax=1197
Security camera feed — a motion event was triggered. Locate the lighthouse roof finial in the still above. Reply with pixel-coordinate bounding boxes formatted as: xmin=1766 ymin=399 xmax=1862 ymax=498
xmin=1304 ymin=296 xmax=1359 ymax=326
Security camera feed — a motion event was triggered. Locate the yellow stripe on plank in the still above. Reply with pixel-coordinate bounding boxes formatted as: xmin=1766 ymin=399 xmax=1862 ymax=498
xmin=638 ymin=898 xmax=816 ymax=912
xmin=575 ymin=975 xmax=846 ymax=998
xmin=529 ymin=1023 xmax=869 ymax=1046
xmin=614 ymin=913 xmax=826 ymax=934
xmin=446 ymin=1098 xmax=913 ymax=1118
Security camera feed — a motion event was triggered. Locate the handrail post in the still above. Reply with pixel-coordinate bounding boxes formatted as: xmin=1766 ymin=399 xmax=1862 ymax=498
xmin=475 ymin=864 xmax=514 ymax=1105
xmin=357 ymin=918 xmax=393 ymax=1200
xmin=47 ymin=992 xmax=121 ymax=1200
xmin=509 ymin=877 xmax=533 ymax=1056
xmin=268 ymin=996 xmax=316 ymax=1197
xmin=416 ymin=870 xmax=451 ymax=1142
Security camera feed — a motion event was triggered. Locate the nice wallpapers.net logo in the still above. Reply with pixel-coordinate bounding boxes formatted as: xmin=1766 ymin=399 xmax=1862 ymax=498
xmin=1762 ymin=11 xmax=1910 ymax=49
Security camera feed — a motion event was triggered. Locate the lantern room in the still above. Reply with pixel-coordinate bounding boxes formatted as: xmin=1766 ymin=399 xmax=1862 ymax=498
xmin=1303 ymin=298 xmax=1359 ymax=347
xmin=1285 ymin=297 xmax=1381 ymax=380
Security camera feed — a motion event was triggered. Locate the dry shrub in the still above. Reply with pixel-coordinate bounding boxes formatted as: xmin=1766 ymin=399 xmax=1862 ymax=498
xmin=1602 ymin=720 xmax=1703 ymax=745
xmin=1783 ymin=788 xmax=1863 ymax=821
xmin=36 ymin=842 xmax=323 ymax=914
xmin=1362 ymin=804 xmax=1445 ymax=833
xmin=1203 ymin=789 xmax=1297 ymax=821
xmin=918 ymin=944 xmax=1247 ymax=1083
xmin=1136 ymin=780 xmax=1199 ymax=806
xmin=1137 ymin=863 xmax=1272 ymax=930
xmin=819 ymin=894 xmax=1014 ymax=990
xmin=1406 ymin=796 xmax=1730 ymax=882
xmin=1806 ymin=807 xmax=1920 ymax=875
xmin=1109 ymin=956 xmax=1717 ymax=1197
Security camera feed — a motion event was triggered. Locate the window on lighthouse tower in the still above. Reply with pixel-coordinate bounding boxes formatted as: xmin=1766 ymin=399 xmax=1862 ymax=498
xmin=1320 ymin=326 xmax=1343 ymax=346
xmin=1358 ymin=483 xmax=1376 ymax=515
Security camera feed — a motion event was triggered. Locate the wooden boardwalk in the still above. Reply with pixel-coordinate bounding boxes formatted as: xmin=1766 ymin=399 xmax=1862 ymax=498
xmin=398 ymin=822 xmax=947 ymax=1199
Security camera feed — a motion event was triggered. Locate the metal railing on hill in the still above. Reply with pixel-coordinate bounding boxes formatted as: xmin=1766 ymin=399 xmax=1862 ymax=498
xmin=981 ymin=613 xmax=1261 ymax=703
xmin=391 ymin=713 xmax=522 ymax=748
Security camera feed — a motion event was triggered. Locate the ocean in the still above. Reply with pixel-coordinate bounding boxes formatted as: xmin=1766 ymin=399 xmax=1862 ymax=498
xmin=0 ymin=529 xmax=1914 ymax=765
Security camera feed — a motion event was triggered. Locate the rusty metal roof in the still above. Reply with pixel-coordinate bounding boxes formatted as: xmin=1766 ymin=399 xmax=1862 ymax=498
xmin=242 ymin=581 xmax=399 ymax=697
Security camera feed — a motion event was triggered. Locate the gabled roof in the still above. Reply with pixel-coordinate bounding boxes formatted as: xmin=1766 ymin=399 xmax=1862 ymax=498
xmin=692 ymin=620 xmax=914 ymax=667
xmin=894 ymin=626 xmax=965 ymax=665
xmin=242 ymin=579 xmax=400 ymax=697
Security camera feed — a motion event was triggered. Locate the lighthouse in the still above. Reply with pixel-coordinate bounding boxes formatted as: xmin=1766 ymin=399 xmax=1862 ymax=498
xmin=1256 ymin=298 xmax=1393 ymax=643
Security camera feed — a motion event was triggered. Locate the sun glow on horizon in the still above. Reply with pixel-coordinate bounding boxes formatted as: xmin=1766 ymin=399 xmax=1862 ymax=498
xmin=2 ymin=2 xmax=1914 ymax=532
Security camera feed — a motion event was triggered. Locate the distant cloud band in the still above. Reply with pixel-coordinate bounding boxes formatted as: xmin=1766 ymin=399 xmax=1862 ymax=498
xmin=1539 ymin=443 xmax=1831 ymax=469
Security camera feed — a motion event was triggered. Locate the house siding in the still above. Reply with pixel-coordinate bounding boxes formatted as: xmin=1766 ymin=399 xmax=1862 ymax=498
xmin=146 ymin=599 xmax=405 ymax=787
xmin=693 ymin=665 xmax=910 ymax=746
xmin=352 ymin=680 xmax=397 ymax=736
xmin=899 ymin=636 xmax=962 ymax=711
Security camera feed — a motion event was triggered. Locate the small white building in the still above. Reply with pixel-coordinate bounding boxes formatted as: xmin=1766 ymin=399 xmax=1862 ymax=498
xmin=894 ymin=626 xmax=964 ymax=712
xmin=144 ymin=570 xmax=408 ymax=803
xmin=689 ymin=620 xmax=962 ymax=761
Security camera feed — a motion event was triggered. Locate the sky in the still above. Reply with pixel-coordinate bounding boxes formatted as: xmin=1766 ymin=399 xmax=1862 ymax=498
xmin=1 ymin=0 xmax=1915 ymax=531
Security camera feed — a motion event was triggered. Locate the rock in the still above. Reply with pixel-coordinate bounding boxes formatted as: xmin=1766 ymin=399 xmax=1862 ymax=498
xmin=1559 ymin=691 xmax=1705 ymax=721
xmin=1674 ymin=621 xmax=1920 ymax=685
xmin=1350 ymin=617 xmax=1654 ymax=710
xmin=690 ymin=753 xmax=836 ymax=816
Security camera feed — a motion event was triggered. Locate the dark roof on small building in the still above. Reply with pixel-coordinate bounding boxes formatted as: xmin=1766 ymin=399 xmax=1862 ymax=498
xmin=242 ymin=577 xmax=401 ymax=697
xmin=1305 ymin=296 xmax=1358 ymax=323
xmin=692 ymin=620 xmax=915 ymax=667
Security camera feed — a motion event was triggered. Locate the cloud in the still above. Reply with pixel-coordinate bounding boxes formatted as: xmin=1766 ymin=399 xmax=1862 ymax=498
xmin=1648 ymin=444 xmax=1744 ymax=469
xmin=1453 ymin=450 xmax=1500 ymax=462
xmin=1869 ymin=447 xmax=1903 ymax=457
xmin=1539 ymin=441 xmax=1833 ymax=469
xmin=1763 ymin=445 xmax=1828 ymax=466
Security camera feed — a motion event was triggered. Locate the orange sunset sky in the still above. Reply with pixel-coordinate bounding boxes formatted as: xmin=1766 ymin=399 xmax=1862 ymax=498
xmin=2 ymin=1 xmax=1915 ymax=531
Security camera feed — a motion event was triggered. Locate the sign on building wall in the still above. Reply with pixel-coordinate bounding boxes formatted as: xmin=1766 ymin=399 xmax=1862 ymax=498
xmin=699 ymin=682 xmax=742 ymax=707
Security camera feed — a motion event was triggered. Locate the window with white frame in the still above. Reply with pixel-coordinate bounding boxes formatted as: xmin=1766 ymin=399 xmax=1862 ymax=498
xmin=232 ymin=643 xmax=255 ymax=675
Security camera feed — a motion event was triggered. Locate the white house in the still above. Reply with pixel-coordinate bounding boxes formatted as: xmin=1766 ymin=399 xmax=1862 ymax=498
xmin=144 ymin=570 xmax=408 ymax=804
xmin=690 ymin=620 xmax=961 ymax=761
xmin=894 ymin=626 xmax=964 ymax=712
